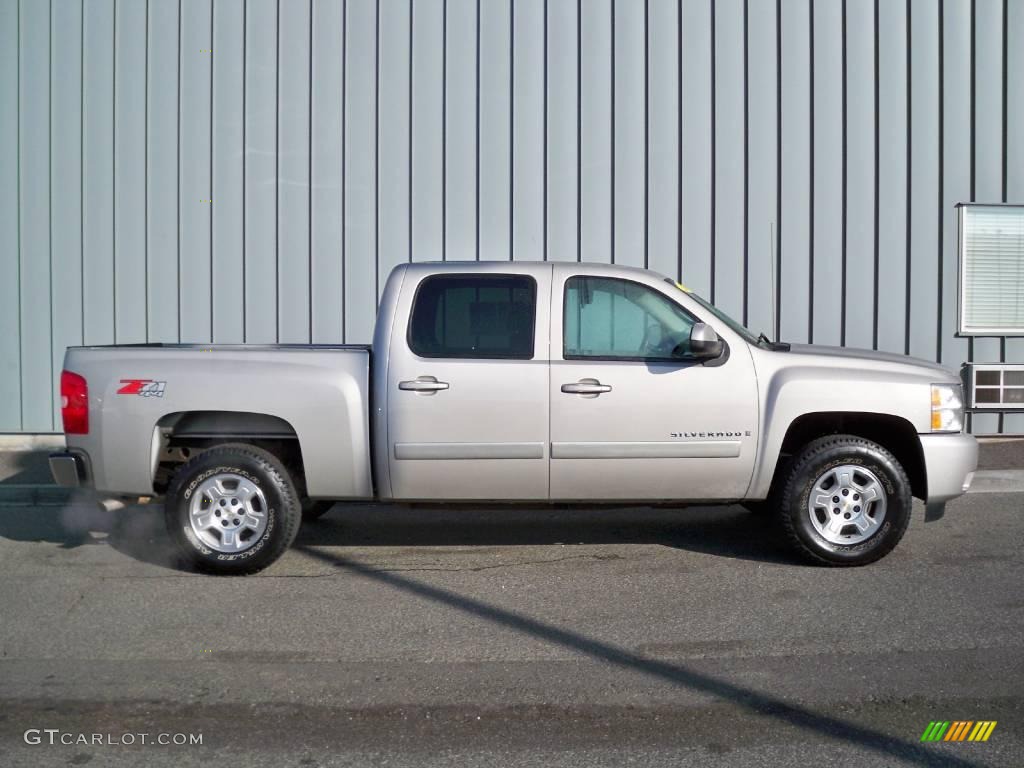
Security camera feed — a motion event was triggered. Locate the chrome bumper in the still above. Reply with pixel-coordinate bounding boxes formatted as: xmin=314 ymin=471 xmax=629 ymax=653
xmin=919 ymin=433 xmax=978 ymax=504
xmin=48 ymin=451 xmax=91 ymax=488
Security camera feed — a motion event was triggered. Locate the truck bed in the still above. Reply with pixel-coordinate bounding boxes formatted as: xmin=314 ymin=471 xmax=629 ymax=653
xmin=62 ymin=344 xmax=373 ymax=498
xmin=70 ymin=343 xmax=372 ymax=351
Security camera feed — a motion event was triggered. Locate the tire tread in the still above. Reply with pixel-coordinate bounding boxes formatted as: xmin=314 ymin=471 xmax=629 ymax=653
xmin=778 ymin=434 xmax=912 ymax=567
xmin=165 ymin=442 xmax=302 ymax=575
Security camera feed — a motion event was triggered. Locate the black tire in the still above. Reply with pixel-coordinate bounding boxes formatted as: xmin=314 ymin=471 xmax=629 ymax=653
xmin=165 ymin=443 xmax=302 ymax=575
xmin=301 ymin=499 xmax=335 ymax=521
xmin=778 ymin=434 xmax=912 ymax=566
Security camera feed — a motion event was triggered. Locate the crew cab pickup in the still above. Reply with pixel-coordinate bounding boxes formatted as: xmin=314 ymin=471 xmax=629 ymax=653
xmin=50 ymin=262 xmax=978 ymax=573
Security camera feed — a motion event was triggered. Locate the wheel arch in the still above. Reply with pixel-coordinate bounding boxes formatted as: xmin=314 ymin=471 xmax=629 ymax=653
xmin=151 ymin=410 xmax=307 ymax=495
xmin=766 ymin=411 xmax=926 ymax=502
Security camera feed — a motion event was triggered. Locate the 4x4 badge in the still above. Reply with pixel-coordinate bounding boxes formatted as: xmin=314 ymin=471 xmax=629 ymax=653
xmin=117 ymin=379 xmax=166 ymax=398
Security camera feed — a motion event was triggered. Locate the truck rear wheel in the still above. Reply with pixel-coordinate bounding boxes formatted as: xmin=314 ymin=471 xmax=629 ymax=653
xmin=778 ymin=434 xmax=912 ymax=566
xmin=165 ymin=443 xmax=302 ymax=575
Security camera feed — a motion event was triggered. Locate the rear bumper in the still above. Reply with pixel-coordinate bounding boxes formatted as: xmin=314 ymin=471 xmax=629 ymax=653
xmin=48 ymin=450 xmax=92 ymax=488
xmin=919 ymin=433 xmax=978 ymax=504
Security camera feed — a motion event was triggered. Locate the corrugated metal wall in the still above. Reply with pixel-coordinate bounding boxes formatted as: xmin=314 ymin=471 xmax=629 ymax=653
xmin=1 ymin=0 xmax=1022 ymax=434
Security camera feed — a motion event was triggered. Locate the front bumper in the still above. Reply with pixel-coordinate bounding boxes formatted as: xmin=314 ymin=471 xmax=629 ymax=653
xmin=48 ymin=450 xmax=92 ymax=488
xmin=919 ymin=433 xmax=978 ymax=504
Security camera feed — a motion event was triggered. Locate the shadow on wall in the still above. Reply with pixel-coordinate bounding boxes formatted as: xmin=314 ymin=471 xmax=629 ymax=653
xmin=0 ymin=449 xmax=57 ymax=485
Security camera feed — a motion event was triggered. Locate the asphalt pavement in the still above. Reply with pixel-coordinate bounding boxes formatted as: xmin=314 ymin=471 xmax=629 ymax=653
xmin=0 ymin=486 xmax=1021 ymax=767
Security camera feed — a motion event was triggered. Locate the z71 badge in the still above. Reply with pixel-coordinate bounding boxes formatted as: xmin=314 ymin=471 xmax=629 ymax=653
xmin=117 ymin=379 xmax=166 ymax=398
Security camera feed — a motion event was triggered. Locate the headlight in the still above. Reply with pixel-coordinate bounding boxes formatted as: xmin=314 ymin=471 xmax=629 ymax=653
xmin=931 ymin=383 xmax=964 ymax=432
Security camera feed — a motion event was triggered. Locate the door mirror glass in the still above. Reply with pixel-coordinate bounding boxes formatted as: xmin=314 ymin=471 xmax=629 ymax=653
xmin=689 ymin=322 xmax=723 ymax=359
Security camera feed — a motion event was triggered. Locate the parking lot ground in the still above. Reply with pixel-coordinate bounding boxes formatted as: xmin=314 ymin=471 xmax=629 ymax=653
xmin=0 ymin=492 xmax=1021 ymax=767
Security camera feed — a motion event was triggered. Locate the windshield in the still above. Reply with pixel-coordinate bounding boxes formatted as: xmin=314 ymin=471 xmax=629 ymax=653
xmin=663 ymin=278 xmax=764 ymax=347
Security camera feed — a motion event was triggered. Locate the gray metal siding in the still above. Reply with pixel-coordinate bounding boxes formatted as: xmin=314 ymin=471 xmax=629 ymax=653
xmin=1 ymin=0 xmax=1022 ymax=434
xmin=1008 ymin=0 xmax=1024 ymax=433
xmin=876 ymin=0 xmax=907 ymax=356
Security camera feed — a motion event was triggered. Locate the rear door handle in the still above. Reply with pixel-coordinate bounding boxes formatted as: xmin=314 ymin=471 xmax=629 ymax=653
xmin=399 ymin=376 xmax=450 ymax=394
xmin=561 ymin=379 xmax=612 ymax=396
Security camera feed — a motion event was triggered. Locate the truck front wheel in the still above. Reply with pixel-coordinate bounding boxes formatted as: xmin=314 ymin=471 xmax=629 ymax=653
xmin=778 ymin=434 xmax=912 ymax=566
xmin=165 ymin=443 xmax=302 ymax=574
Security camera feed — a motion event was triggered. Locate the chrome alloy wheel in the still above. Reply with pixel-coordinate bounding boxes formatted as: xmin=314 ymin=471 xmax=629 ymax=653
xmin=807 ymin=464 xmax=887 ymax=545
xmin=188 ymin=473 xmax=269 ymax=553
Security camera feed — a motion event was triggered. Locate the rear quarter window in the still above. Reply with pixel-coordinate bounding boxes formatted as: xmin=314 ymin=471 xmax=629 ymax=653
xmin=407 ymin=274 xmax=537 ymax=359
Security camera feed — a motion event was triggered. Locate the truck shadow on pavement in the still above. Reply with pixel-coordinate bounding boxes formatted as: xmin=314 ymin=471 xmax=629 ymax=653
xmin=0 ymin=500 xmax=798 ymax=568
xmin=0 ymin=500 xmax=991 ymax=767
xmin=295 ymin=502 xmax=796 ymax=564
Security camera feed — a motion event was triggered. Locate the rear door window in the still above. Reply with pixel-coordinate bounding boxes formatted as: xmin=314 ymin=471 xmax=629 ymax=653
xmin=408 ymin=274 xmax=537 ymax=359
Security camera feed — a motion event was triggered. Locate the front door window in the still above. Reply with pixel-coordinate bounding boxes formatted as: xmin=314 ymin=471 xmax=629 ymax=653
xmin=563 ymin=276 xmax=696 ymax=361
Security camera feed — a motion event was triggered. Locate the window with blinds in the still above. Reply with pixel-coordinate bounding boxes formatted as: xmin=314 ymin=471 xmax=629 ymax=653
xmin=958 ymin=204 xmax=1024 ymax=335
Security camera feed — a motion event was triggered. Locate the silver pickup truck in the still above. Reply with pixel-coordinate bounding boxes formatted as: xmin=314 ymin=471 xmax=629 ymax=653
xmin=50 ymin=261 xmax=977 ymax=574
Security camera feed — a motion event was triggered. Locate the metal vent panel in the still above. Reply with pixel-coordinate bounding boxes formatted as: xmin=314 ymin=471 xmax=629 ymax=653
xmin=966 ymin=364 xmax=1024 ymax=410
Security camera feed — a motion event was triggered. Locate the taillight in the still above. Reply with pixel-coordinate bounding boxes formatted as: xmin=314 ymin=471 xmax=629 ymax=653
xmin=61 ymin=370 xmax=89 ymax=435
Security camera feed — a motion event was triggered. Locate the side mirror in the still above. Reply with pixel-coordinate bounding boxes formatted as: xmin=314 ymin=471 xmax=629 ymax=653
xmin=689 ymin=322 xmax=723 ymax=359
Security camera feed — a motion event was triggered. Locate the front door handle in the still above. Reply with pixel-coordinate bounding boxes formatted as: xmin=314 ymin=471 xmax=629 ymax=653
xmin=399 ymin=376 xmax=450 ymax=394
xmin=561 ymin=379 xmax=612 ymax=396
